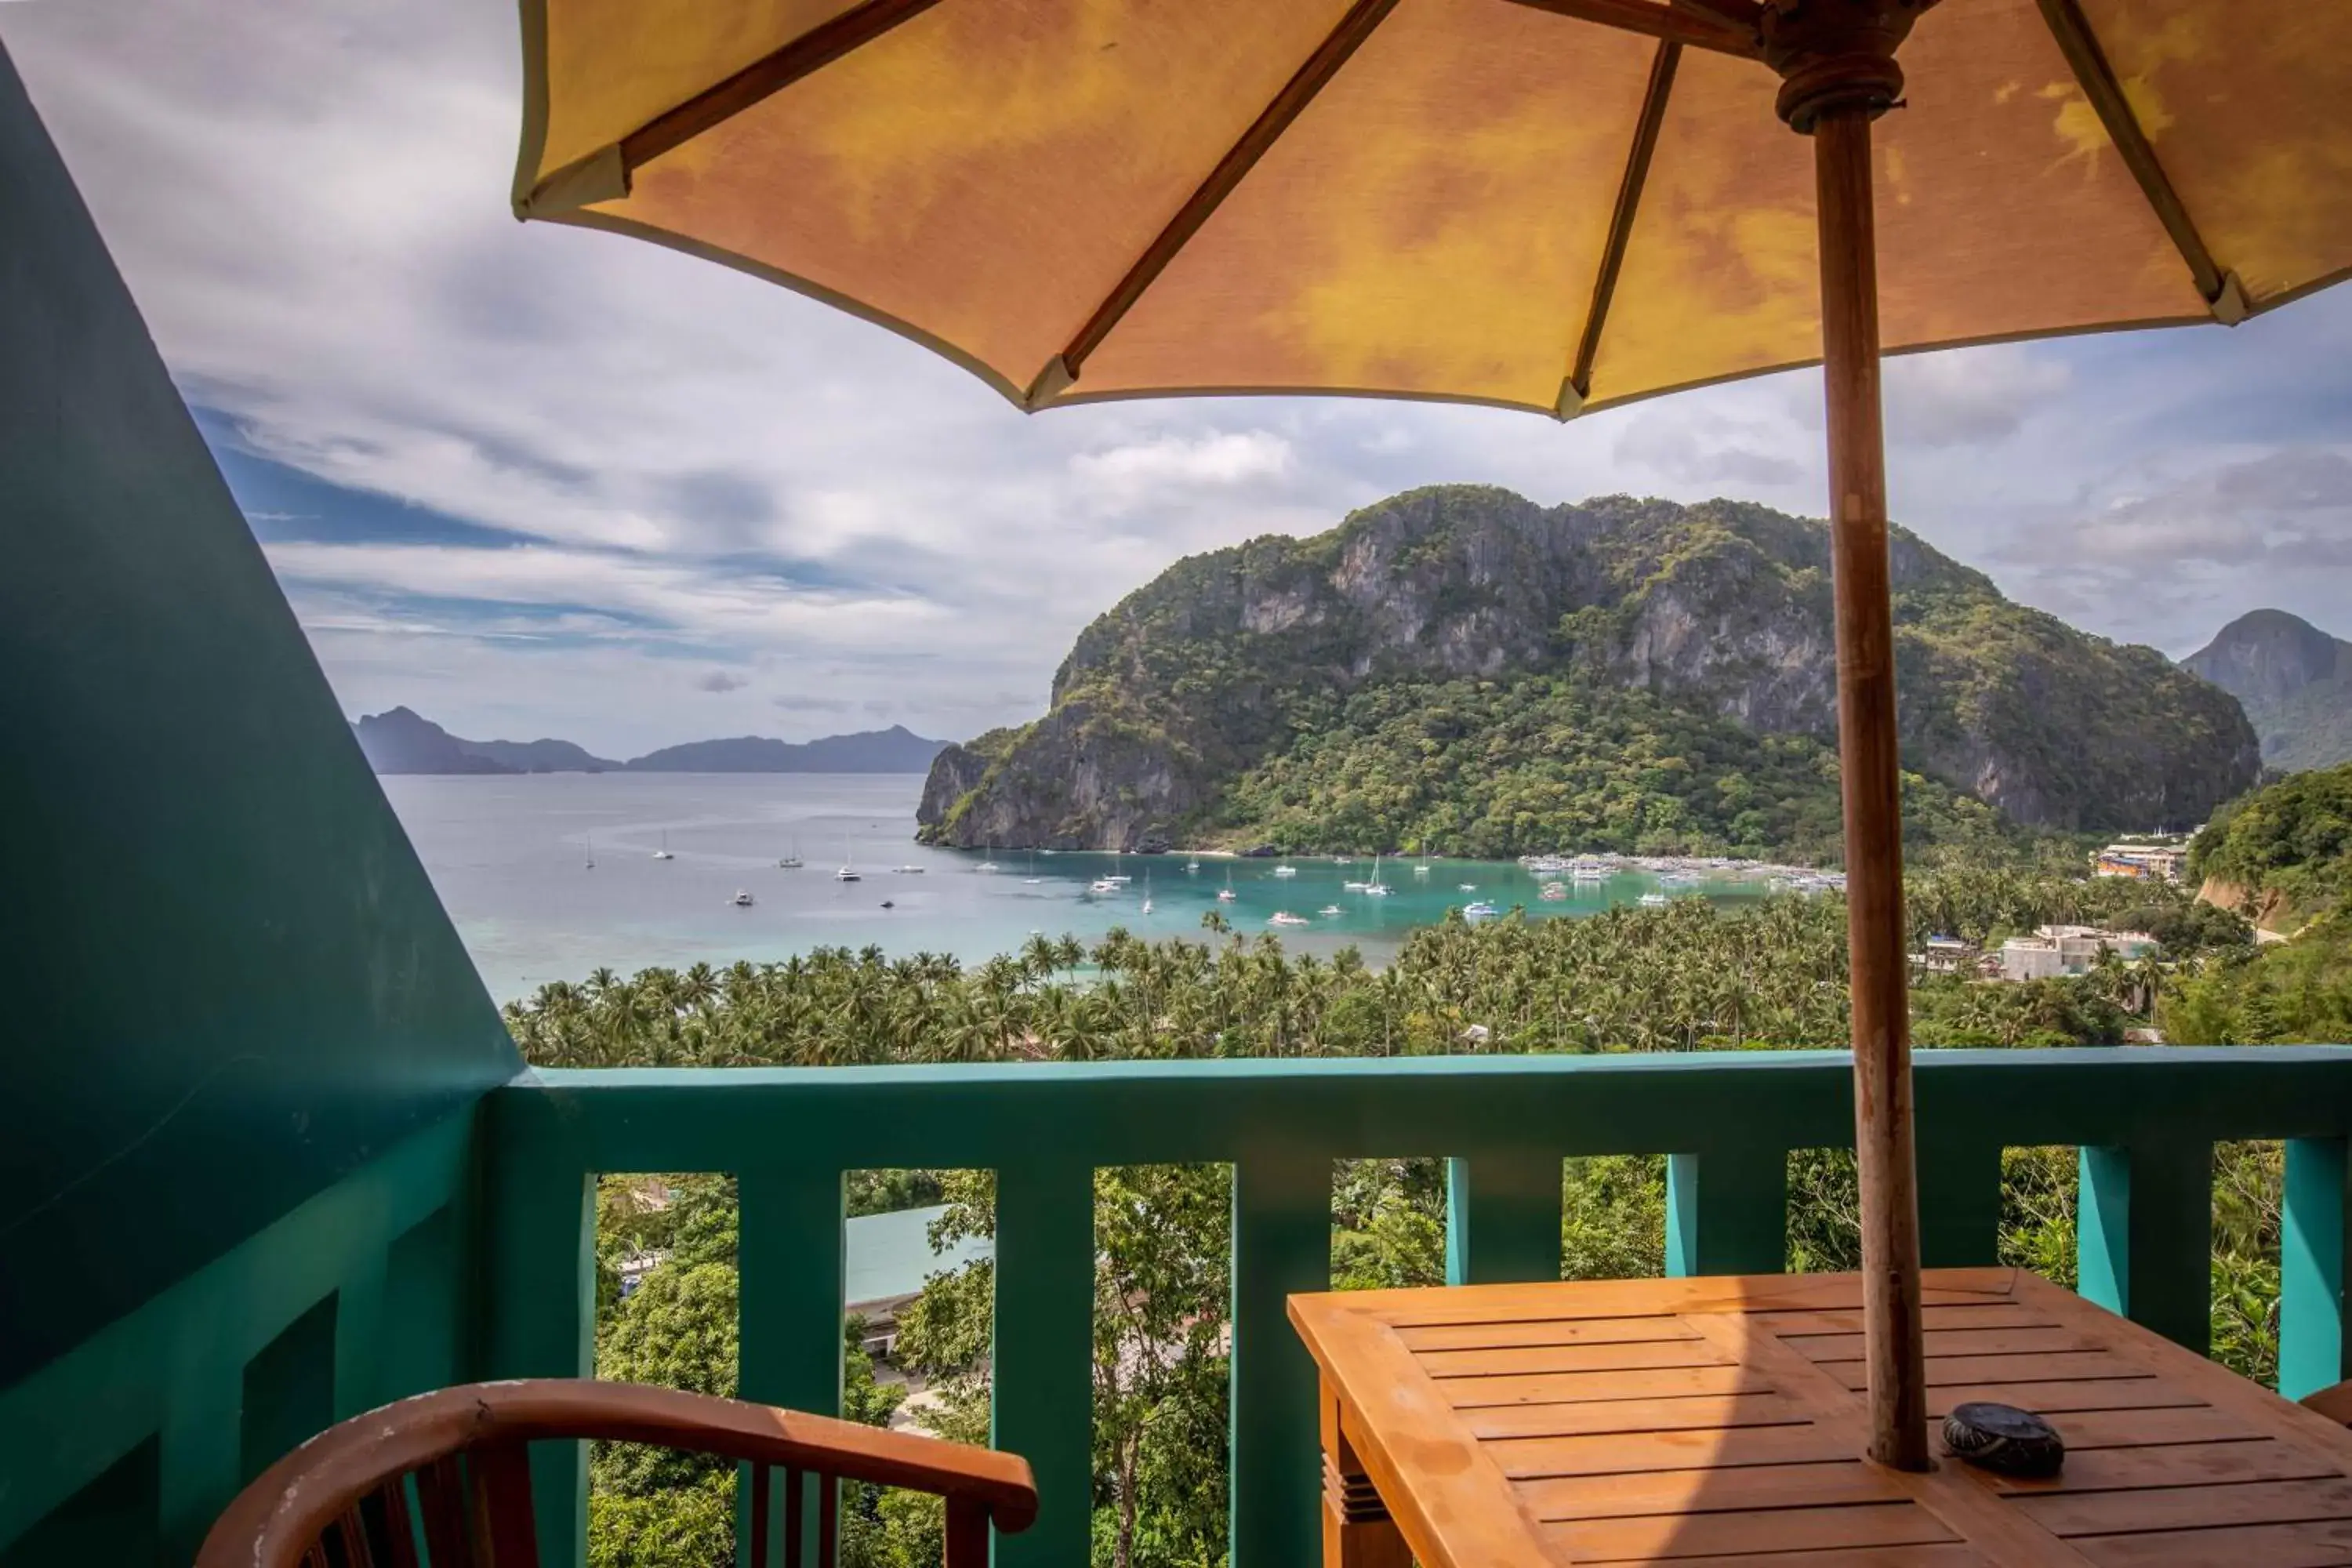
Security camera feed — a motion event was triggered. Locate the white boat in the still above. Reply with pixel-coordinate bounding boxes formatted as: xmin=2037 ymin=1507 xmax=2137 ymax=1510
xmin=1142 ymin=897 xmax=1153 ymax=914
xmin=1464 ymin=900 xmax=1501 ymax=921
xmin=977 ymin=844 xmax=1001 ymax=873
xmin=836 ymin=867 xmax=862 ymax=882
xmin=894 ymin=864 xmax=926 ymax=874
xmin=1333 ymin=856 xmax=1352 ymax=865
xmin=1185 ymin=858 xmax=1200 ymax=873
xmin=1272 ymin=864 xmax=1298 ymax=878
xmin=731 ymin=890 xmax=755 ymax=906
xmin=1343 ymin=880 xmax=1370 ymax=891
xmin=1539 ymin=883 xmax=1567 ymax=902
xmin=1458 ymin=882 xmax=1478 ymax=892
xmin=1103 ymin=874 xmax=1131 ymax=884
xmin=1089 ymin=877 xmax=1120 ymax=893
xmin=1363 ymin=854 xmax=1391 ymax=895
xmin=1269 ymin=911 xmax=1309 ymax=927
xmin=653 ymin=830 xmax=673 ymax=862
xmin=1639 ymin=892 xmax=1669 ymax=907
xmin=778 ymin=855 xmax=803 ymax=869
xmin=1412 ymin=862 xmax=1431 ymax=876
xmin=1319 ymin=905 xmax=1342 ymax=916
xmin=1217 ymin=887 xmax=1238 ymax=902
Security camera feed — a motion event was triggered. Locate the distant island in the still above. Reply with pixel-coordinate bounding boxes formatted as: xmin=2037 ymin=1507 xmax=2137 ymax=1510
xmin=2182 ymin=609 xmax=2352 ymax=773
xmin=351 ymin=706 xmax=946 ymax=775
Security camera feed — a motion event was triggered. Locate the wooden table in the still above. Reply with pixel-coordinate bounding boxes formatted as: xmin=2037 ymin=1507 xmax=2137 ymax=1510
xmin=1290 ymin=1267 xmax=2352 ymax=1566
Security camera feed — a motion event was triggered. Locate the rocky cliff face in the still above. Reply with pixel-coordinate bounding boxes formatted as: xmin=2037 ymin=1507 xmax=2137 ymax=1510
xmin=920 ymin=487 xmax=2260 ymax=850
xmin=2183 ymin=609 xmax=2352 ymax=771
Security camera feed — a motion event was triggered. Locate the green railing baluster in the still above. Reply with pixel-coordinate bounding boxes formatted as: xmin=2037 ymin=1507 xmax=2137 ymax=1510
xmin=993 ymin=1161 xmax=1095 ymax=1568
xmin=157 ymin=1366 xmax=241 ymax=1565
xmin=332 ymin=1253 xmax=388 ymax=1421
xmin=481 ymin=1151 xmax=593 ymax=1566
xmin=1665 ymin=1147 xmax=1785 ymax=1276
xmin=1230 ymin=1149 xmax=1329 ymax=1568
xmin=1445 ymin=1152 xmax=1563 ymax=1285
xmin=739 ymin=1167 xmax=845 ymax=1566
xmin=2079 ymin=1140 xmax=2212 ymax=1354
xmin=1916 ymin=1134 xmax=2002 ymax=1269
xmin=2283 ymin=1138 xmax=2349 ymax=1399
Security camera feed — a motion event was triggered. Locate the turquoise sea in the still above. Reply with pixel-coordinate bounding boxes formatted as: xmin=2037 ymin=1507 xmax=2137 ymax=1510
xmin=379 ymin=773 xmax=1780 ymax=1003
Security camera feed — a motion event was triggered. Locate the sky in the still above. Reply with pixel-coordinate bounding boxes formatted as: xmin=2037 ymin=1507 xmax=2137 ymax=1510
xmin=7 ymin=0 xmax=2351 ymax=760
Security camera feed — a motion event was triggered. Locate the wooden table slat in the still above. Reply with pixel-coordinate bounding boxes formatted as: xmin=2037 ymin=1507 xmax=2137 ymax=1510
xmin=2016 ymin=1477 xmax=2352 ymax=1536
xmin=1824 ymin=1352 xmax=2150 ymax=1390
xmin=1517 ymin=1459 xmax=1905 ymax=1520
xmin=1753 ymin=1305 xmax=2057 ymax=1335
xmin=1418 ymin=1339 xmax=1733 ymax=1377
xmin=1443 ymin=1363 xmax=1773 ymax=1407
xmin=1926 ymin=1380 xmax=2206 ymax=1417
xmin=1546 ymin=1500 xmax=1959 ymax=1560
xmin=1787 ymin=1327 xmax=2102 ymax=1360
xmin=1393 ymin=1316 xmax=1698 ymax=1352
xmin=1468 ymin=1392 xmax=1813 ymax=1442
xmin=1995 ymin=1439 xmax=2338 ymax=1494
xmin=1485 ymin=1420 xmax=1852 ymax=1477
xmin=2074 ymin=1519 xmax=2352 ymax=1567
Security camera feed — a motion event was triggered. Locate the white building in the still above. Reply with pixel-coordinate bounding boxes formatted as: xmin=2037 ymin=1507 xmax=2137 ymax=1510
xmin=1998 ymin=924 xmax=2157 ymax=983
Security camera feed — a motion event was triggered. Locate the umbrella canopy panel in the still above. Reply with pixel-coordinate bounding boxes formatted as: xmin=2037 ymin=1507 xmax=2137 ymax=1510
xmin=515 ymin=0 xmax=2351 ymax=418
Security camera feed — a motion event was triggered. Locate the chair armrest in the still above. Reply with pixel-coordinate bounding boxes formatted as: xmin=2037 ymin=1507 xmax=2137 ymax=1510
xmin=199 ymin=1379 xmax=1037 ymax=1568
xmin=2303 ymin=1380 xmax=2352 ymax=1428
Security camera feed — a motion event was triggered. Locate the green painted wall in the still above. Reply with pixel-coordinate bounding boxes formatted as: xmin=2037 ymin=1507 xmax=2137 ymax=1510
xmin=0 ymin=40 xmax=517 ymax=1391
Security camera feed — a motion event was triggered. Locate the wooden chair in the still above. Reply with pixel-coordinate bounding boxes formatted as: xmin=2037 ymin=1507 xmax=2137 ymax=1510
xmin=195 ymin=1378 xmax=1037 ymax=1568
xmin=2303 ymin=1381 xmax=2352 ymax=1428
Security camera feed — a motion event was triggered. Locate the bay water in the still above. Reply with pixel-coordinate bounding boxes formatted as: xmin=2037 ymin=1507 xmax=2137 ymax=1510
xmin=379 ymin=773 xmax=1774 ymax=1003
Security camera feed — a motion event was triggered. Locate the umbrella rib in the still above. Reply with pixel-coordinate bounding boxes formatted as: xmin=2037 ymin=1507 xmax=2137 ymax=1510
xmin=1044 ymin=0 xmax=1403 ymax=399
xmin=1498 ymin=0 xmax=1760 ymax=60
xmin=2031 ymin=0 xmax=2237 ymax=317
xmin=1566 ymin=39 xmax=1682 ymax=416
xmin=618 ymin=0 xmax=951 ymax=174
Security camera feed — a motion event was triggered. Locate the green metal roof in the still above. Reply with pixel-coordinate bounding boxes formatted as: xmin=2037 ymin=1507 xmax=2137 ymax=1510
xmin=844 ymin=1204 xmax=993 ymax=1310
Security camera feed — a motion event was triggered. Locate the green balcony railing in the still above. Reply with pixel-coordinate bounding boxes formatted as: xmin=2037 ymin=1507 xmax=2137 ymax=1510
xmin=480 ymin=1047 xmax=2352 ymax=1568
xmin=9 ymin=1047 xmax=2352 ymax=1565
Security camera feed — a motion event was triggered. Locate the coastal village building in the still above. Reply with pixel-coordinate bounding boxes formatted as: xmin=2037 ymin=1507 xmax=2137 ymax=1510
xmin=2094 ymin=841 xmax=2193 ymax=882
xmin=1999 ymin=924 xmax=2158 ymax=982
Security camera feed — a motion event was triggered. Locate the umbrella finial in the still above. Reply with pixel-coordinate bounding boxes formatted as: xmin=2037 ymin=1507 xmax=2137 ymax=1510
xmin=1761 ymin=0 xmax=1922 ymax=132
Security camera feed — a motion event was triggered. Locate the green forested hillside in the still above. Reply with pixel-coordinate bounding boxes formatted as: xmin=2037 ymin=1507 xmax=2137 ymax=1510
xmin=2190 ymin=761 xmax=2352 ymax=922
xmin=920 ymin=488 xmax=2259 ymax=858
xmin=1210 ymin=673 xmax=2016 ymax=861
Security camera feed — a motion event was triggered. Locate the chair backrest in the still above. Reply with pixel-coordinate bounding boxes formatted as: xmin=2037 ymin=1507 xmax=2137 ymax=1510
xmin=195 ymin=1379 xmax=1037 ymax=1568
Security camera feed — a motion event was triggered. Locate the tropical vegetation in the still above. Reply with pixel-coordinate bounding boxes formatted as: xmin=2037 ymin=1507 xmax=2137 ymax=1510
xmin=496 ymin=856 xmax=2352 ymax=1568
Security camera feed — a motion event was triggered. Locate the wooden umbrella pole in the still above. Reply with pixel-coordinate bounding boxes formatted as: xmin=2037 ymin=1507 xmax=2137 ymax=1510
xmin=1813 ymin=101 xmax=1928 ymax=1472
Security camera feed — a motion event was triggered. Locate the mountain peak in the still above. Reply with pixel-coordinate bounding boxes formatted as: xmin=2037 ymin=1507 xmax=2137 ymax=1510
xmin=2183 ymin=609 xmax=2351 ymax=771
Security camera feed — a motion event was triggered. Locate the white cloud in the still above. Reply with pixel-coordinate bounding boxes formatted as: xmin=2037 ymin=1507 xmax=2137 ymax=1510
xmin=8 ymin=0 xmax=2352 ymax=751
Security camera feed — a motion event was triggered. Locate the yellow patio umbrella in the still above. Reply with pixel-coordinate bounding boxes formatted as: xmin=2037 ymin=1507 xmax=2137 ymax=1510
xmin=512 ymin=0 xmax=2352 ymax=1468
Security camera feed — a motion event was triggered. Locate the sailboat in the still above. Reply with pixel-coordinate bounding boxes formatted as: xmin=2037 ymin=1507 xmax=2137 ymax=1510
xmin=835 ymin=842 xmax=860 ymax=882
xmin=1217 ymin=866 xmax=1237 ymax=902
xmin=1141 ymin=872 xmax=1153 ymax=916
xmin=584 ymin=831 xmax=595 ymax=870
xmin=652 ymin=829 xmax=673 ymax=861
xmin=1363 ymin=852 xmax=1391 ymax=896
xmin=779 ymin=839 xmax=803 ymax=869
xmin=731 ymin=889 xmax=755 ymax=906
xmin=977 ymin=843 xmax=1001 ymax=873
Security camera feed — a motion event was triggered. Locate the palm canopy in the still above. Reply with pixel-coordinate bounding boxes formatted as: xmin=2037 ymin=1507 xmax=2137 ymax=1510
xmin=515 ymin=0 xmax=2348 ymax=418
